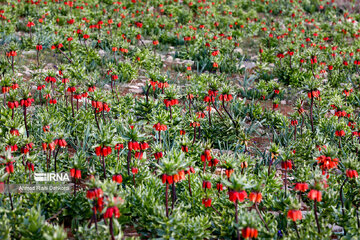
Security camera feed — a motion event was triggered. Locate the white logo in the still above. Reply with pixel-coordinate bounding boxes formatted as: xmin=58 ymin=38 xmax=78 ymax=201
xmin=34 ymin=173 xmax=71 ymax=182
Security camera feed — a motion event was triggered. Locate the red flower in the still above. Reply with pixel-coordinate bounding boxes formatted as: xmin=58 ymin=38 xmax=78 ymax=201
xmin=95 ymin=146 xmax=101 ymax=156
xmin=161 ymin=174 xmax=173 ymax=184
xmin=111 ymin=75 xmax=118 ymax=81
xmin=185 ymin=166 xmax=195 ymax=175
xmin=42 ymin=143 xmax=47 ymax=151
xmin=134 ymin=151 xmax=143 ymax=159
xmin=20 ymin=98 xmax=35 ymax=107
xmin=57 ymin=139 xmax=67 ymax=148
xmin=26 ymin=162 xmax=34 ymax=172
xmin=88 ymin=86 xmax=96 ymax=92
xmin=75 ymin=169 xmax=81 ymax=179
xmin=346 ymin=169 xmax=359 ymax=179
xmin=49 ymin=142 xmax=56 ymax=151
xmin=112 ymin=174 xmax=123 ymax=183
xmin=6 ymin=144 xmax=18 ymax=152
xmin=5 ymin=162 xmax=14 ymax=174
xmin=115 ymin=144 xmax=124 ymax=150
xmin=128 ymin=141 xmax=140 ymax=151
xmin=335 ymin=130 xmax=345 ymax=137
xmin=225 ymin=169 xmax=234 ymax=178
xmin=216 ymin=183 xmax=223 ymax=191
xmin=208 ymin=158 xmax=219 ymax=167
xmin=131 ymin=167 xmax=139 ymax=175
xmin=10 ymin=129 xmax=19 ymax=136
xmin=241 ymin=227 xmax=258 ymax=239
xmin=100 ymin=146 xmax=112 ymax=157
xmin=311 ymin=56 xmax=317 ymax=64
xmin=6 ymin=51 xmax=17 ymax=57
xmin=249 ymin=192 xmax=262 ymax=203
xmin=11 ymin=83 xmax=19 ymax=90
xmin=154 ymin=152 xmax=163 ymax=160
xmin=281 ymin=160 xmax=292 ymax=170
xmin=86 ymin=188 xmax=103 ymax=200
xmin=229 ymin=190 xmax=247 ymax=203
xmin=27 ymin=21 xmax=35 ymax=27
xmin=287 ymin=209 xmax=302 ymax=221
xmin=181 ymin=145 xmax=189 ymax=153
xmin=140 ymin=142 xmax=149 ymax=150
xmin=308 ymin=189 xmax=322 ymax=202
xmin=291 ymin=120 xmax=298 ymax=126
xmin=70 ymin=168 xmax=75 ymax=177
xmin=204 ymin=149 xmax=211 ymax=158
xmin=86 ymin=189 xmax=95 ymax=200
xmin=219 ymin=94 xmax=233 ymax=102
xmin=317 ymin=155 xmax=339 ymax=170
xmin=202 ymin=180 xmax=211 ymax=189
xmin=202 ymin=198 xmax=212 ymax=207
xmin=211 ymin=50 xmax=219 ymax=56
xmin=294 ymin=183 xmax=309 ymax=192
xmin=203 ymin=96 xmax=211 ymax=102
xmin=7 ymin=101 xmax=18 ymax=109
xmin=104 ymin=206 xmax=120 ymax=219
xmin=153 ymin=123 xmax=167 ymax=131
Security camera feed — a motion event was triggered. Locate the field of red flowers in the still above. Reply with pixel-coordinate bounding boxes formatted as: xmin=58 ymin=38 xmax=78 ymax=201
xmin=1 ymin=0 xmax=360 ymax=239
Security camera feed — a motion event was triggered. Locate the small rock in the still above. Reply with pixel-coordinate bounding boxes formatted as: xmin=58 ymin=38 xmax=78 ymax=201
xmin=138 ymin=77 xmax=148 ymax=83
xmin=280 ymin=100 xmax=286 ymax=105
xmin=98 ymin=50 xmax=106 ymax=57
xmin=243 ymin=61 xmax=256 ymax=69
xmin=23 ymin=66 xmax=33 ymax=76
xmin=142 ymin=40 xmax=152 ymax=45
xmin=129 ymin=88 xmax=143 ymax=94
xmin=330 ymin=224 xmax=343 ymax=233
xmin=168 ymin=51 xmax=176 ymax=56
xmin=183 ymin=60 xmax=194 ymax=65
xmin=104 ymin=84 xmax=111 ymax=91
xmin=212 ymin=149 xmax=234 ymax=155
xmin=22 ymin=50 xmax=36 ymax=56
xmin=166 ymin=56 xmax=173 ymax=62
xmin=233 ymin=48 xmax=243 ymax=55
